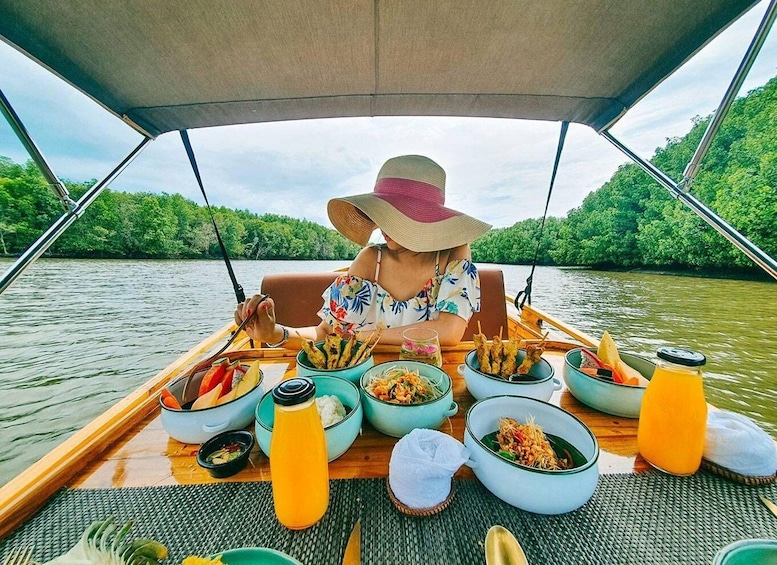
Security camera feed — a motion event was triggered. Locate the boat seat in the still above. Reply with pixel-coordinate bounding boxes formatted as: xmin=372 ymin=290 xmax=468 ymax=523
xmin=260 ymin=267 xmax=508 ymax=342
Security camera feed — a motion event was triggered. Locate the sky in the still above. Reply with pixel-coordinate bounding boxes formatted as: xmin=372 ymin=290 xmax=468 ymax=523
xmin=0 ymin=3 xmax=776 ymax=231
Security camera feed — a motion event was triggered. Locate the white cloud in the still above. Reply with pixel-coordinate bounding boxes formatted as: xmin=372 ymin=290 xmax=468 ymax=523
xmin=1 ymin=2 xmax=775 ymax=229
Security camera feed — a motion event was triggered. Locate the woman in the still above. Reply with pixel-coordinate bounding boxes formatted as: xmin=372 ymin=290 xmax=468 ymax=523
xmin=235 ymin=154 xmax=492 ymax=346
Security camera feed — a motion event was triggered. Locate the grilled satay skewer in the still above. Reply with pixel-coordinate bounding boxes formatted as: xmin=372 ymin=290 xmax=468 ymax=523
xmin=337 ymin=334 xmax=357 ymax=368
xmin=474 ymin=321 xmax=492 ymax=374
xmin=500 ymin=335 xmax=521 ymax=377
xmin=300 ymin=335 xmax=327 ymax=368
xmin=491 ymin=328 xmax=504 ymax=375
xmin=324 ymin=333 xmax=343 ymax=369
xmin=348 ymin=331 xmax=375 ymax=367
xmin=516 ymin=332 xmax=549 ymax=374
xmin=355 ymin=330 xmax=381 ymax=365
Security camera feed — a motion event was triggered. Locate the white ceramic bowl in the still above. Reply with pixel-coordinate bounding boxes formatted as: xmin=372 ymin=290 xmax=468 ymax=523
xmin=459 ymin=349 xmax=561 ymax=401
xmin=360 ymin=360 xmax=458 ymax=438
xmin=464 ymin=395 xmax=599 ymax=514
xmin=296 ymin=340 xmax=375 ymax=384
xmin=160 ymin=370 xmax=265 ymax=444
xmin=563 ymin=349 xmax=655 ymax=418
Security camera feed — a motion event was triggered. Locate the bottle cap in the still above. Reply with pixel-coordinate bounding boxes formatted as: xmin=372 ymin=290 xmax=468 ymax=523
xmin=272 ymin=377 xmax=316 ymax=406
xmin=656 ymin=347 xmax=706 ymax=367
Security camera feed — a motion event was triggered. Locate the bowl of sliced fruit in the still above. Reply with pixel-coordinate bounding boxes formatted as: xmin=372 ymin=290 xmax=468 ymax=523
xmin=563 ymin=332 xmax=654 ymax=418
xmin=161 ymin=354 xmax=264 ymax=444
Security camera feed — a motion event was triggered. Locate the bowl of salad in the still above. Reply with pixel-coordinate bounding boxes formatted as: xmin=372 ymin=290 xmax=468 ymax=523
xmin=359 ymin=360 xmax=457 ymax=438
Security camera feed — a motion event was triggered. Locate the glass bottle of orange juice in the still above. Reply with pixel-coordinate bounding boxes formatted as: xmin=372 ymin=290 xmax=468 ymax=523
xmin=270 ymin=377 xmax=329 ymax=529
xmin=637 ymin=347 xmax=707 ymax=476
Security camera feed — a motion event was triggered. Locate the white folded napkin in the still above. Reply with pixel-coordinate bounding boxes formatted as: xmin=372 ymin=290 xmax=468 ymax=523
xmin=704 ymin=410 xmax=777 ymax=477
xmin=389 ymin=429 xmax=470 ymax=509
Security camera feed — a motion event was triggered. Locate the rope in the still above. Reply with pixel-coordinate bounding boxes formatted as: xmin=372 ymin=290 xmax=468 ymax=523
xmin=515 ymin=121 xmax=568 ymax=310
xmin=180 ymin=130 xmax=246 ymax=305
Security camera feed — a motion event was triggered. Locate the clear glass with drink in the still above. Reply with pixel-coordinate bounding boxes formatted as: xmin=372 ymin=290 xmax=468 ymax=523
xmin=637 ymin=347 xmax=707 ymax=476
xmin=399 ymin=327 xmax=442 ymax=367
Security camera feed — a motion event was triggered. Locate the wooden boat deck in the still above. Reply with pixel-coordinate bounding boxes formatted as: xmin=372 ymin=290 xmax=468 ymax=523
xmin=71 ymin=345 xmax=649 ymax=490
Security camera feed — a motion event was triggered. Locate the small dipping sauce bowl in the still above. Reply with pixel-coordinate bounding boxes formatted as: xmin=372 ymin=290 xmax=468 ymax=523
xmin=196 ymin=429 xmax=254 ymax=478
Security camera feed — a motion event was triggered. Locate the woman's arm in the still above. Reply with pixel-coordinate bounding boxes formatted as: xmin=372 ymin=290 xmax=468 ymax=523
xmin=354 ymin=313 xmax=467 ymax=346
xmin=235 ymin=295 xmax=331 ymax=348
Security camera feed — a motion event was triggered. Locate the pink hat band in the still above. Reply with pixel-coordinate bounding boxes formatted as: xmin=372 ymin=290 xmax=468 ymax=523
xmin=374 ymin=177 xmax=459 ymax=223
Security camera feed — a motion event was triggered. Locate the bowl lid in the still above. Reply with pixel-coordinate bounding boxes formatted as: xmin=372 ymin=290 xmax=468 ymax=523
xmin=272 ymin=377 xmax=316 ymax=405
xmin=657 ymin=347 xmax=706 ymax=366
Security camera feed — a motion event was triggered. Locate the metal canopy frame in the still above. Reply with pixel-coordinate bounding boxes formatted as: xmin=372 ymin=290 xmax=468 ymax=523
xmin=1 ymin=0 xmax=776 ymax=294
xmin=601 ymin=0 xmax=777 ymax=280
xmin=0 ymin=89 xmax=152 ymax=294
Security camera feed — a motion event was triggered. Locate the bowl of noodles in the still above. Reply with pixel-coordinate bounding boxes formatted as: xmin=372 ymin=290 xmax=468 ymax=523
xmin=464 ymin=395 xmax=599 ymax=514
xmin=360 ymin=361 xmax=457 ymax=438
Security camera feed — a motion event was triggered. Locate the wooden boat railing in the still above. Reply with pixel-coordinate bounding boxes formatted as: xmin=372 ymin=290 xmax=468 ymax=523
xmin=0 ymin=300 xmax=589 ymax=540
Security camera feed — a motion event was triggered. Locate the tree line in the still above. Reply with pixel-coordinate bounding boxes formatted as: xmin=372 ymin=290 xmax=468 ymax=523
xmin=471 ymin=75 xmax=777 ymax=274
xmin=1 ymin=75 xmax=775 ymax=272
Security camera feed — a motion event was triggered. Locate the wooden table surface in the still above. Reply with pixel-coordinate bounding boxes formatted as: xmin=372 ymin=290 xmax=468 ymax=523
xmin=72 ymin=348 xmax=650 ymax=489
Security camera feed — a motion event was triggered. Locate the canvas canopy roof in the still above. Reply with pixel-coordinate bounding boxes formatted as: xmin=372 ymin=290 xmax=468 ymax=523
xmin=0 ymin=0 xmax=760 ymax=137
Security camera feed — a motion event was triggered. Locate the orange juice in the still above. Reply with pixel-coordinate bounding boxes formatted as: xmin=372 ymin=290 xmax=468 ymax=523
xmin=270 ymin=378 xmax=329 ymax=529
xmin=637 ymin=347 xmax=707 ymax=476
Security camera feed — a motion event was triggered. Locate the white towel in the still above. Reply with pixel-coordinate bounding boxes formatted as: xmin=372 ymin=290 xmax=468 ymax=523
xmin=704 ymin=410 xmax=777 ymax=477
xmin=389 ymin=429 xmax=470 ymax=509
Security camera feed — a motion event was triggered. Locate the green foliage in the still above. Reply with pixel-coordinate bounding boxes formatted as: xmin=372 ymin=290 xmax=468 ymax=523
xmin=2 ymin=75 xmax=775 ymax=269
xmin=471 ymin=75 xmax=777 ymax=273
xmin=0 ymin=161 xmax=359 ymax=260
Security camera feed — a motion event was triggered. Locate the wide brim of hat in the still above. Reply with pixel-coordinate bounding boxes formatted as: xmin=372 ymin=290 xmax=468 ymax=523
xmin=328 ymin=193 xmax=492 ymax=252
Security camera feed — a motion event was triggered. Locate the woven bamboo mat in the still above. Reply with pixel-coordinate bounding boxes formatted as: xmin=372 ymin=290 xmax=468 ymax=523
xmin=2 ymin=472 xmax=776 ymax=564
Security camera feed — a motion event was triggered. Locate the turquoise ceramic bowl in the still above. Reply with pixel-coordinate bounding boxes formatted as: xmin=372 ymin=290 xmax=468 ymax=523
xmin=563 ymin=349 xmax=655 ymax=418
xmin=216 ymin=547 xmax=303 ymax=565
xmin=296 ymin=340 xmax=375 ymax=384
xmin=360 ymin=360 xmax=457 ymax=438
xmin=255 ymin=375 xmax=362 ymax=462
xmin=713 ymin=539 xmax=777 ymax=565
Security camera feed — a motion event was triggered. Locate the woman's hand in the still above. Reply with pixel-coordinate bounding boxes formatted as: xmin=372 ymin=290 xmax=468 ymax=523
xmin=234 ymin=294 xmax=278 ymax=342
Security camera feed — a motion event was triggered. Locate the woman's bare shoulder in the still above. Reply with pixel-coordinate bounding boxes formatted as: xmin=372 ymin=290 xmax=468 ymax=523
xmin=447 ymin=244 xmax=472 ymax=262
xmin=347 ymin=245 xmax=379 ymax=279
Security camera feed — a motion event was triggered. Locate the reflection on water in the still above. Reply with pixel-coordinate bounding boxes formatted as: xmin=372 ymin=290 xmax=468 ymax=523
xmin=0 ymin=259 xmax=775 ymax=484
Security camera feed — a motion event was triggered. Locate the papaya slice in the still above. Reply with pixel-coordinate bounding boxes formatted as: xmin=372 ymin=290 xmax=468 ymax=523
xmin=191 ymin=383 xmax=222 ymax=410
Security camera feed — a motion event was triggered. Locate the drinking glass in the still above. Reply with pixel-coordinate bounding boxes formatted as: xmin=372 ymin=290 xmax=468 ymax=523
xmin=399 ymin=328 xmax=442 ymax=367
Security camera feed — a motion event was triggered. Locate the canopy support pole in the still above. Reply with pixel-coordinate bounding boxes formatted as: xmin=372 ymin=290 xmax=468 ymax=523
xmin=600 ymin=130 xmax=777 ymax=280
xmin=0 ymin=87 xmax=76 ymax=211
xmin=0 ymin=137 xmax=152 ymax=295
xmin=681 ymin=0 xmax=777 ymax=188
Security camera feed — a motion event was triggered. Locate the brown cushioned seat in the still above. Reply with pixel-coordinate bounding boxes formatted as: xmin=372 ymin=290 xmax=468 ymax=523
xmin=260 ymin=268 xmax=507 ymax=342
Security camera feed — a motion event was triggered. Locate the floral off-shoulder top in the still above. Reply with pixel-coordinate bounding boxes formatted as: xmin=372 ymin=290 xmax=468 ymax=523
xmin=318 ymin=251 xmax=481 ymax=334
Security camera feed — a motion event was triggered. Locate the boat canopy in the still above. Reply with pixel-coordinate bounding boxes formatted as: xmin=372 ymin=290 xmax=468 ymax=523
xmin=0 ymin=0 xmax=760 ymax=137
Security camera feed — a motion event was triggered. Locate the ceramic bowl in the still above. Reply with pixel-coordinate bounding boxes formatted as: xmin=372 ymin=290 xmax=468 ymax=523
xmin=196 ymin=430 xmax=254 ymax=478
xmin=712 ymin=539 xmax=777 ymax=565
xmin=217 ymin=547 xmax=304 ymax=565
xmin=563 ymin=349 xmax=655 ymax=418
xmin=360 ymin=360 xmax=457 ymax=438
xmin=464 ymin=395 xmax=599 ymax=514
xmin=161 ymin=369 xmax=265 ymax=444
xmin=296 ymin=340 xmax=375 ymax=384
xmin=255 ymin=375 xmax=363 ymax=461
xmin=459 ymin=349 xmax=561 ymax=401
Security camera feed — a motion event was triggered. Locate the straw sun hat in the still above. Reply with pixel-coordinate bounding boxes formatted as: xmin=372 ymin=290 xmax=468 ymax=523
xmin=327 ymin=155 xmax=492 ymax=252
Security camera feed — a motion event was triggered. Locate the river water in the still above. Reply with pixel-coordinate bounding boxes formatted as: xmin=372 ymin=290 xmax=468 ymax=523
xmin=0 ymin=259 xmax=775 ymax=485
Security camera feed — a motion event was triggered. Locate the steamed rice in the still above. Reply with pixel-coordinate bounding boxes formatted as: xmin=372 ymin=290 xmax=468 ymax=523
xmin=316 ymin=394 xmax=346 ymax=427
